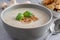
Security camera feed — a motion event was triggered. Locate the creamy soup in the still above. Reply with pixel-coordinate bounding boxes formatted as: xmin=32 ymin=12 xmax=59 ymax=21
xmin=3 ymin=8 xmax=50 ymax=28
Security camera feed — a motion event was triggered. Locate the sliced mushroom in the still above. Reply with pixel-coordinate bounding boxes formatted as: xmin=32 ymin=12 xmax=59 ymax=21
xmin=31 ymin=15 xmax=38 ymax=21
xmin=22 ymin=17 xmax=32 ymax=23
xmin=1 ymin=2 xmax=8 ymax=10
xmin=9 ymin=0 xmax=17 ymax=5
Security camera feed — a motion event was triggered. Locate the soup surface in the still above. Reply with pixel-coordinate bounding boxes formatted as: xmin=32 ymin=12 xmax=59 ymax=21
xmin=3 ymin=8 xmax=50 ymax=28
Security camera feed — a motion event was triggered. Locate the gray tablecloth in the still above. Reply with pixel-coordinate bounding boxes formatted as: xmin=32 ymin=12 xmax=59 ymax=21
xmin=0 ymin=0 xmax=60 ymax=40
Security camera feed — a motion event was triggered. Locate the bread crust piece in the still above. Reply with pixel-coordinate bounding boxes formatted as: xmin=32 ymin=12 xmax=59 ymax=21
xmin=43 ymin=0 xmax=60 ymax=12
xmin=55 ymin=0 xmax=60 ymax=5
xmin=43 ymin=0 xmax=54 ymax=5
xmin=46 ymin=3 xmax=55 ymax=10
xmin=57 ymin=9 xmax=60 ymax=12
xmin=55 ymin=4 xmax=60 ymax=9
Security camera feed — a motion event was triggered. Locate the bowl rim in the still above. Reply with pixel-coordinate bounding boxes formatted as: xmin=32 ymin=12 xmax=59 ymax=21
xmin=1 ymin=3 xmax=53 ymax=29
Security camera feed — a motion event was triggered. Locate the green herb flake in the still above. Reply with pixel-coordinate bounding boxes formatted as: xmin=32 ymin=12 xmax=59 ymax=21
xmin=23 ymin=11 xmax=33 ymax=18
xmin=16 ymin=13 xmax=24 ymax=20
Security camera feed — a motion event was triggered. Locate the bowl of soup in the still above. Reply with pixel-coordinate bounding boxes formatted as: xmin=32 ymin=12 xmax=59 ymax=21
xmin=1 ymin=4 xmax=53 ymax=40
